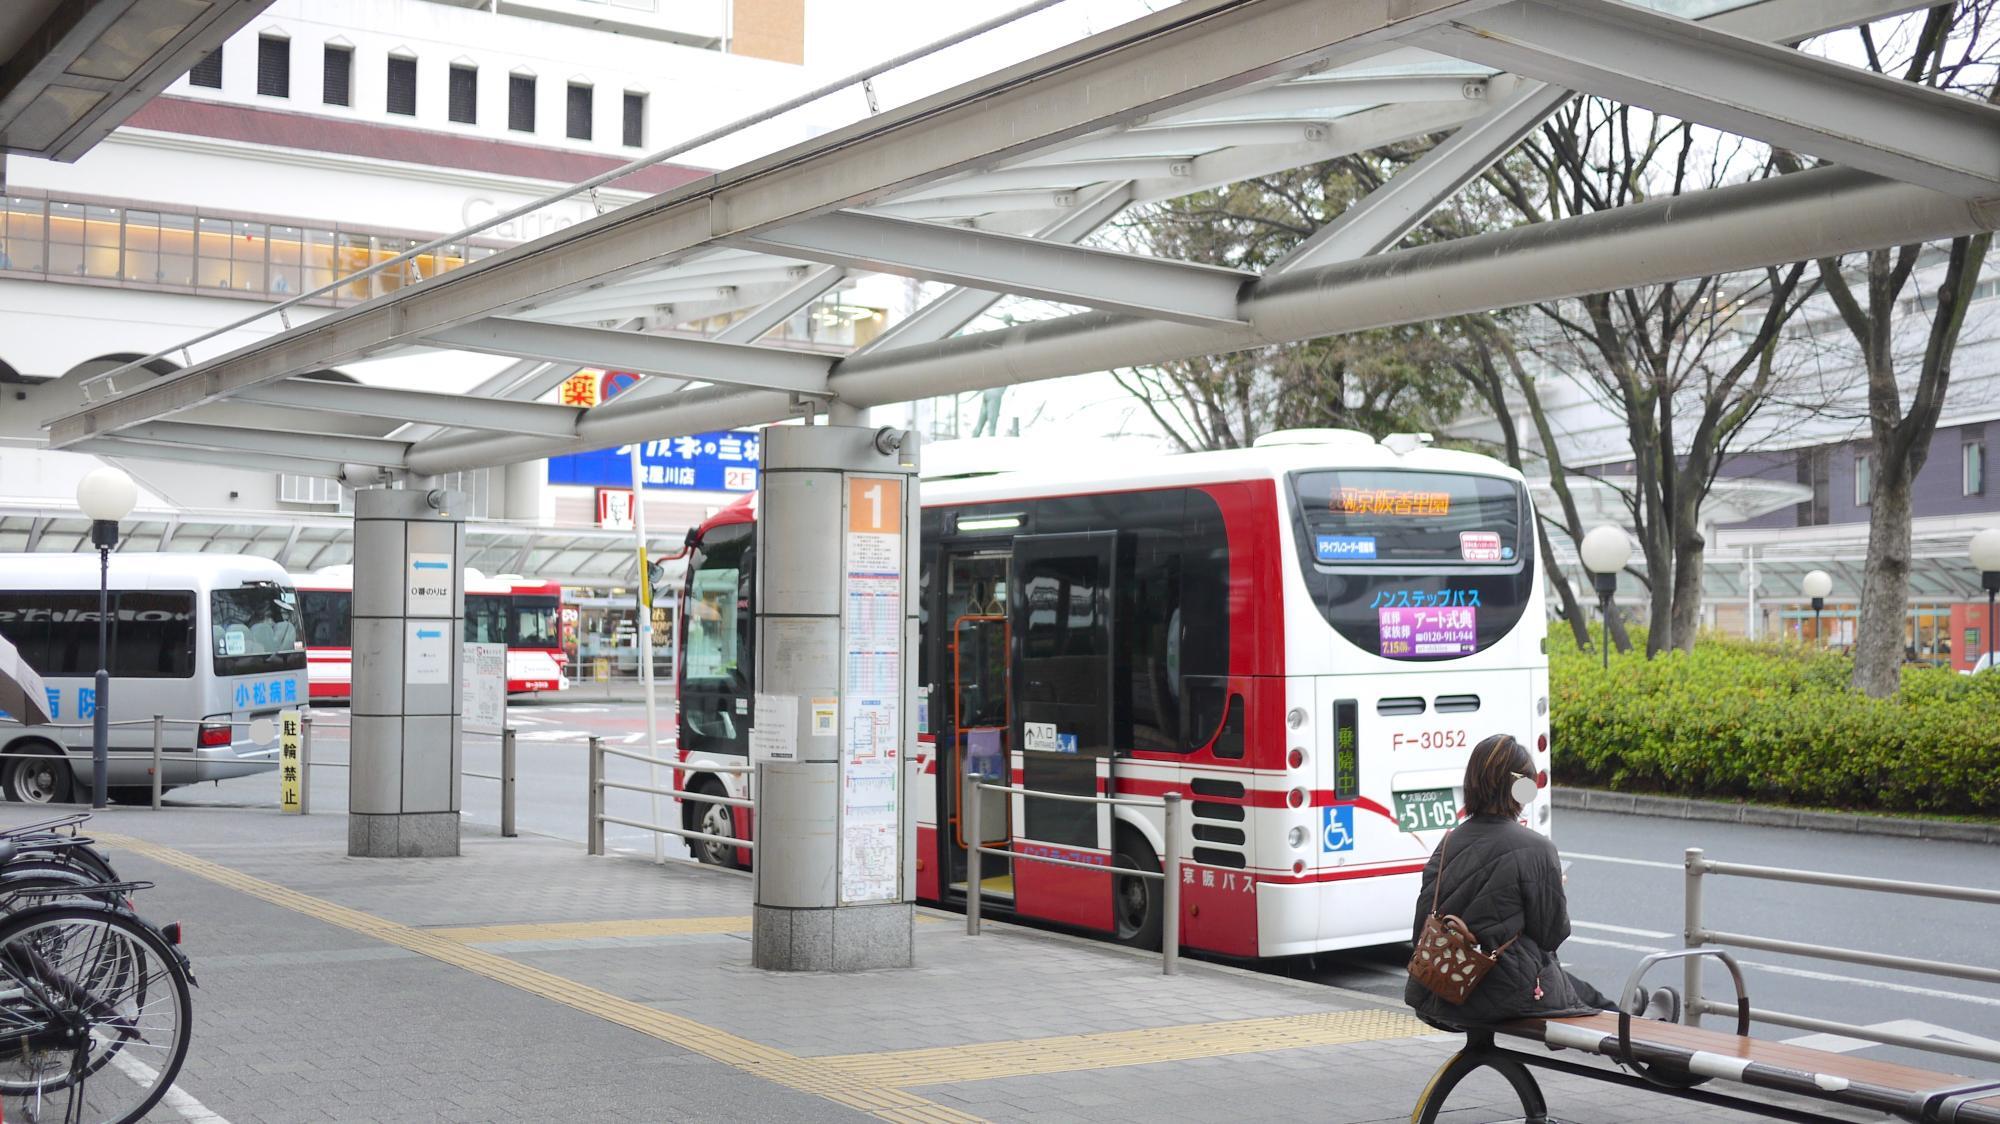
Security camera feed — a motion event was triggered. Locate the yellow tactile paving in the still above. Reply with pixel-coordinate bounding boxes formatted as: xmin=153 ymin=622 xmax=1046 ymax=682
xmin=818 ymin=1008 xmax=1432 ymax=1087
xmin=427 ymin=913 xmax=947 ymax=944
xmin=99 ymin=834 xmax=985 ymax=1124
xmin=426 ymin=915 xmax=755 ymax=942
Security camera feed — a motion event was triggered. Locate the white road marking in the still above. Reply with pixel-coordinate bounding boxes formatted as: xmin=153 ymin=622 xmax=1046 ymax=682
xmin=1564 ymin=852 xmax=1683 ymax=870
xmin=110 ymin=1051 xmax=230 ymax=1123
xmin=1574 ymin=920 xmax=1675 ymax=939
xmin=511 ymin=729 xmax=594 ymax=742
xmin=1784 ymin=1020 xmax=2000 ymax=1055
xmin=1564 ymin=936 xmax=2000 ymax=1008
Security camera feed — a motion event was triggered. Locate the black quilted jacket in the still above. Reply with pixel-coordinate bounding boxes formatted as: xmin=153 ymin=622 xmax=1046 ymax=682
xmin=1403 ymin=814 xmax=1608 ymax=1027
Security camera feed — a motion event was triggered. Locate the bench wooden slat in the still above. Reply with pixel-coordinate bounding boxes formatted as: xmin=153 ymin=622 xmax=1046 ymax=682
xmin=1502 ymin=1013 xmax=2000 ymax=1115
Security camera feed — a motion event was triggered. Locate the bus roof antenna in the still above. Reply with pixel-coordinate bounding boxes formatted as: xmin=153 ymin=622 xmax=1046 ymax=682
xmin=1381 ymin=432 xmax=1434 ymax=456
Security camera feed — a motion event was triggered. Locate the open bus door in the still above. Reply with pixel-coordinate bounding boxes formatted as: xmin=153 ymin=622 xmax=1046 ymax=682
xmin=940 ymin=551 xmax=1012 ymax=902
xmin=1008 ymin=531 xmax=1121 ymax=934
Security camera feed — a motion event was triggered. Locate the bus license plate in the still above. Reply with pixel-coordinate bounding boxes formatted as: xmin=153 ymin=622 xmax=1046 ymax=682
xmin=1394 ymin=788 xmax=1458 ymax=833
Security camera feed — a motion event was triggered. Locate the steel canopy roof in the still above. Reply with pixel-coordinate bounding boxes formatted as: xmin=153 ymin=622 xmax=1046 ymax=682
xmin=44 ymin=0 xmax=2000 ymax=478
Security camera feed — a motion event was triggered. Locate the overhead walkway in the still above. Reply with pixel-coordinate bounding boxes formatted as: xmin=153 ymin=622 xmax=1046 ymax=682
xmin=41 ymin=0 xmax=2000 ymax=475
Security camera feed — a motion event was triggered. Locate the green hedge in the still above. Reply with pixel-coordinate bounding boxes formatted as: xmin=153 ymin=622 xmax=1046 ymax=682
xmin=1549 ymin=629 xmax=2000 ymax=817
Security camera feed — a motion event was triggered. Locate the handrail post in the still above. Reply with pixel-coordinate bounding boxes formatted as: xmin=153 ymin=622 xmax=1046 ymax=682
xmin=587 ymin=736 xmax=605 ymax=855
xmin=500 ymin=727 xmax=518 ymax=838
xmin=298 ymin=711 xmax=313 ymax=816
xmin=1162 ymin=792 xmax=1182 ymax=976
xmin=150 ymin=714 xmax=164 ymax=810
xmin=965 ymin=773 xmax=982 ymax=937
xmin=1684 ymin=847 xmax=1704 ymax=1026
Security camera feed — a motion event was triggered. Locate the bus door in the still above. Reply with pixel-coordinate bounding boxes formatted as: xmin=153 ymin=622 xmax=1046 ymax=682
xmin=1009 ymin=531 xmax=1118 ymax=933
xmin=940 ymin=552 xmax=1011 ymax=900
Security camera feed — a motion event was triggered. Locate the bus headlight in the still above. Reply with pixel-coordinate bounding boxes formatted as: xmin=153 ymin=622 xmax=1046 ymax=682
xmin=1288 ymin=825 xmax=1308 ymax=849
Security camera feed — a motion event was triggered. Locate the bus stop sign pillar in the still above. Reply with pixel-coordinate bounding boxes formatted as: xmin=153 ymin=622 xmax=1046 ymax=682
xmin=751 ymin=425 xmax=919 ymax=971
xmin=348 ymin=487 xmax=465 ymax=858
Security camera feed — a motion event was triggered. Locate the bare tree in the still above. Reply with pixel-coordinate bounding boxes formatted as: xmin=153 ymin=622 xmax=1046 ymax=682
xmin=1796 ymin=3 xmax=1999 ymax=696
xmin=1485 ymin=102 xmax=1820 ymax=654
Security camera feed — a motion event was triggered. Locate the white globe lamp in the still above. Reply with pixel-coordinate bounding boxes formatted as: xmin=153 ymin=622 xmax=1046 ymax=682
xmin=1578 ymin=526 xmax=1631 ymax=669
xmin=1971 ymin=530 xmax=2000 ymax=673
xmin=75 ymin=465 xmax=137 ymax=810
xmin=1801 ymin=569 xmax=1832 ymax=647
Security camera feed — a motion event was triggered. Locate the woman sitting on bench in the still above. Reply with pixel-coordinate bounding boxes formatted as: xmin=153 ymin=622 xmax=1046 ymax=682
xmin=1404 ymin=734 xmax=1674 ymax=1029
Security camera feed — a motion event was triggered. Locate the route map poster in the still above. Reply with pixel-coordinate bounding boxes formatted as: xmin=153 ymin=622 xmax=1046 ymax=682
xmin=840 ymin=476 xmax=904 ymax=904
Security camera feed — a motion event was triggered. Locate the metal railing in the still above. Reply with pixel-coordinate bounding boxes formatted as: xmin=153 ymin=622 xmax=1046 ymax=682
xmin=1683 ymin=847 xmax=2000 ymax=1064
xmin=294 ymin=712 xmax=517 ymax=837
xmin=964 ymin=776 xmax=1183 ymax=975
xmin=0 ymin=714 xmax=277 ymax=811
xmin=585 ymin=737 xmax=753 ymax=858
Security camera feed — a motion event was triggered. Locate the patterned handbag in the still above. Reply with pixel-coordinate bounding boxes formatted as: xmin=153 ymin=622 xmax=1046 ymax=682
xmin=1407 ymin=830 xmax=1517 ymax=1005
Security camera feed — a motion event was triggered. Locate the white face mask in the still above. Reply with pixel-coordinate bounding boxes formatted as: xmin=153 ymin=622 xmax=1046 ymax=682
xmin=1511 ymin=773 xmax=1539 ymax=808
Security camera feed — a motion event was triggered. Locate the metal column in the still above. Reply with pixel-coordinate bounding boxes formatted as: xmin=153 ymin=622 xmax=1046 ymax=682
xmin=751 ymin=424 xmax=919 ymax=971
xmin=348 ymin=487 xmax=466 ymax=857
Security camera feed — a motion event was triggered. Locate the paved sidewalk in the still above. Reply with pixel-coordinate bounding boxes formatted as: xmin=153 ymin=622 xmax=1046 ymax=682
xmin=0 ymin=804 xmax=1862 ymax=1123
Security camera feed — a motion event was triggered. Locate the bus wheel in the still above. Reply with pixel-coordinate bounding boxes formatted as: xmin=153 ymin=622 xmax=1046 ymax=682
xmin=1113 ymin=827 xmax=1163 ymax=950
xmin=3 ymin=747 xmax=74 ymax=805
xmin=687 ymin=778 xmax=741 ymax=869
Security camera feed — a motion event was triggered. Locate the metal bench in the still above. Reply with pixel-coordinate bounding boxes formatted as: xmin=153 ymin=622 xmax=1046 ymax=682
xmin=1411 ymin=949 xmax=2000 ymax=1124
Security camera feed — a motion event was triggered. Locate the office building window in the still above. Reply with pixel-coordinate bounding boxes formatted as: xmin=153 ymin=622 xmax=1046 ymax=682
xmin=622 ymin=91 xmax=646 ymax=147
xmin=257 ymin=36 xmax=290 ymax=97
xmin=566 ymin=82 xmax=593 ymax=140
xmin=449 ymin=64 xmax=478 ymax=124
xmin=1855 ymin=452 xmax=1872 ymax=507
xmin=1966 ymin=440 xmax=1986 ymax=497
xmin=508 ymin=73 xmax=536 ymax=132
xmin=189 ymin=47 xmax=222 ymax=88
xmin=386 ymin=55 xmax=417 ymax=116
xmin=323 ymin=45 xmax=352 ymax=106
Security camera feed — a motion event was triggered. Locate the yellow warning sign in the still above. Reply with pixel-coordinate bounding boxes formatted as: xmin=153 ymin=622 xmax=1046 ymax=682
xmin=279 ymin=708 xmax=302 ymax=813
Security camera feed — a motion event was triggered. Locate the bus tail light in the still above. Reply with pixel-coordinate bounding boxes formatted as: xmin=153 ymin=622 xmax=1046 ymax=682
xmin=1287 ymin=825 xmax=1308 ymax=849
xmin=1536 ymin=770 xmax=1548 ymax=790
xmin=1287 ymin=747 xmax=1306 ymax=770
xmin=197 ymin=721 xmax=231 ymax=748
xmin=1537 ymin=733 xmax=1548 ymax=753
xmin=1292 ymin=860 xmax=1306 ymax=875
xmin=1286 ymin=787 xmax=1307 ymax=809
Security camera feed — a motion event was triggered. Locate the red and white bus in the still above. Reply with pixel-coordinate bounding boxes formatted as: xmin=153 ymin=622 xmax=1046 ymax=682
xmin=293 ymin=566 xmax=568 ymax=699
xmin=672 ymin=430 xmax=1550 ymax=959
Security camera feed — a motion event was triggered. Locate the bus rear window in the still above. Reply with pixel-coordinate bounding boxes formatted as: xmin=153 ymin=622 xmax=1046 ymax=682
xmin=1292 ymin=470 xmax=1523 ymax=566
xmin=1287 ymin=469 xmax=1535 ymax=662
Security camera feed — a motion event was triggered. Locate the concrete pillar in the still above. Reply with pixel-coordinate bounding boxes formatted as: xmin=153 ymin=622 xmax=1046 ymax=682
xmin=502 ymin=460 xmax=546 ymax=523
xmin=349 ymin=487 xmax=464 ymax=857
xmin=751 ymin=425 xmax=918 ymax=971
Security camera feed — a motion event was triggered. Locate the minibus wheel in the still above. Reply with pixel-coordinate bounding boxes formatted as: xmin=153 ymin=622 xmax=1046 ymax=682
xmin=3 ymin=745 xmax=74 ymax=805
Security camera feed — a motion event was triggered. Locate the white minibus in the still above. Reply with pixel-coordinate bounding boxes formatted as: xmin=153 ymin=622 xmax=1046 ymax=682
xmin=0 ymin=552 xmax=301 ymax=803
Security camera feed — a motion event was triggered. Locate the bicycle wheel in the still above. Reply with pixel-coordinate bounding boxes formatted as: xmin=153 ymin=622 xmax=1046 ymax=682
xmin=0 ymin=903 xmax=193 ymax=1124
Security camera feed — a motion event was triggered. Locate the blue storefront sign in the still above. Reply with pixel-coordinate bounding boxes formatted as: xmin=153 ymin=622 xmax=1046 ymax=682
xmin=546 ymin=430 xmax=761 ymax=492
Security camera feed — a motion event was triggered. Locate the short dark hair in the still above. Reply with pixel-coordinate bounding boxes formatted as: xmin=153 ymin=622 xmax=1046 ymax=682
xmin=1463 ymin=733 xmax=1533 ymax=817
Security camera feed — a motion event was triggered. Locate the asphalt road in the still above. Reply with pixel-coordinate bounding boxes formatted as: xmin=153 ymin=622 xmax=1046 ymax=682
xmin=1278 ymin=807 xmax=2000 ymax=1074
xmin=172 ymin=698 xmax=2000 ymax=1075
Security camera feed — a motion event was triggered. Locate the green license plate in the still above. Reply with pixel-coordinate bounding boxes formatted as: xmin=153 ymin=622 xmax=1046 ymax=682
xmin=1394 ymin=788 xmax=1458 ymax=833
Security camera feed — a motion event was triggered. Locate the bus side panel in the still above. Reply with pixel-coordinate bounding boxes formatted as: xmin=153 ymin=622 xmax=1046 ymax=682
xmin=1179 ymin=862 xmax=1260 ymax=957
xmin=1010 ymin=841 xmax=1114 ymax=932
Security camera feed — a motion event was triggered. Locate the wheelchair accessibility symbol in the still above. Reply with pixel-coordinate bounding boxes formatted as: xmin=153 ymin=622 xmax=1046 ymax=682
xmin=1322 ymin=805 xmax=1355 ymax=853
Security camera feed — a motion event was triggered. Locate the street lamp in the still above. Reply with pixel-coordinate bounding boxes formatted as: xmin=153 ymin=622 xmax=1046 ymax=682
xmin=1971 ymin=529 xmax=2000 ymax=673
xmin=76 ymin=466 xmax=137 ymax=809
xmin=1579 ymin=525 xmax=1631 ymax=671
xmin=1802 ymin=570 xmax=1833 ymax=648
